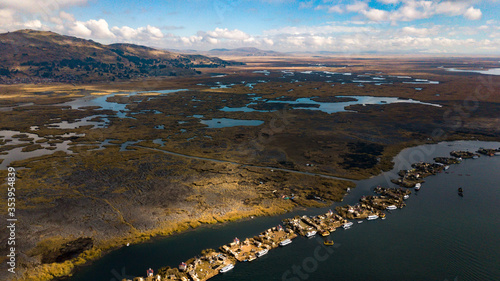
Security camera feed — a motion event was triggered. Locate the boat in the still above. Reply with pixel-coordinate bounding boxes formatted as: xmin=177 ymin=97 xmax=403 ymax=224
xmin=324 ymin=240 xmax=334 ymax=246
xmin=495 ymin=152 xmax=500 ymax=156
xmin=414 ymin=183 xmax=421 ymax=190
xmin=220 ymin=264 xmax=234 ymax=273
xmin=279 ymin=239 xmax=292 ymax=246
xmin=358 ymin=221 xmax=363 ymax=224
xmin=458 ymin=187 xmax=463 ymax=193
xmin=367 ymin=215 xmax=379 ymax=220
xmin=343 ymin=222 xmax=353 ymax=229
xmin=256 ymin=249 xmax=268 ymax=257
xmin=473 ymin=155 xmax=479 ymax=159
xmin=306 ymin=230 xmax=317 ymax=238
xmin=444 ymin=165 xmax=450 ymax=170
xmin=403 ymin=194 xmax=410 ymax=199
xmin=320 ymin=230 xmax=330 ymax=237
xmin=386 ymin=205 xmax=397 ymax=210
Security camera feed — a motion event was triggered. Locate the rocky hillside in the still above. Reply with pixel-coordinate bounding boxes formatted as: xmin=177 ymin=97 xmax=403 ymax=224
xmin=0 ymin=29 xmax=238 ymax=84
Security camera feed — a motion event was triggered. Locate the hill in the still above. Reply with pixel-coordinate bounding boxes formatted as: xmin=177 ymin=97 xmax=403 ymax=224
xmin=0 ymin=29 xmax=239 ymax=84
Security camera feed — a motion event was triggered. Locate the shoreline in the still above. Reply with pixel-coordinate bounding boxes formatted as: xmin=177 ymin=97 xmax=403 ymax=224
xmin=12 ymin=138 xmax=500 ymax=281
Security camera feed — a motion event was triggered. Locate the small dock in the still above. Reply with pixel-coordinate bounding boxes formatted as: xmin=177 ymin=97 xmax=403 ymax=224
xmin=450 ymin=150 xmax=480 ymax=159
xmin=254 ymin=225 xmax=298 ymax=249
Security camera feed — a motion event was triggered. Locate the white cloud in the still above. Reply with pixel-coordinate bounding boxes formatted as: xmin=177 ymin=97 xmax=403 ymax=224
xmin=262 ymin=38 xmax=274 ymax=45
xmin=346 ymin=1 xmax=369 ymax=12
xmin=205 ymin=28 xmax=250 ymax=40
xmin=362 ymin=8 xmax=389 ymax=21
xmin=401 ymin=26 xmax=438 ymax=36
xmin=337 ymin=1 xmax=486 ymax=23
xmin=145 ymin=25 xmax=163 ymax=38
xmin=69 ymin=21 xmax=91 ymax=37
xmin=0 ymin=8 xmax=16 ymax=26
xmin=24 ymin=19 xmax=42 ymax=29
xmin=377 ymin=0 xmax=400 ymax=4
xmin=59 ymin=11 xmax=75 ymax=22
xmin=0 ymin=0 xmax=87 ymax=14
xmin=83 ymin=19 xmax=115 ymax=39
xmin=328 ymin=5 xmax=344 ymax=13
xmin=110 ymin=25 xmax=163 ymax=42
xmin=264 ymin=24 xmax=372 ymax=36
xmin=464 ymin=6 xmax=482 ymax=20
xmin=299 ymin=1 xmax=314 ymax=9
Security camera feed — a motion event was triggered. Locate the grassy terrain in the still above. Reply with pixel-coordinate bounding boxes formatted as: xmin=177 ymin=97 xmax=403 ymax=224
xmin=0 ymin=56 xmax=499 ymax=281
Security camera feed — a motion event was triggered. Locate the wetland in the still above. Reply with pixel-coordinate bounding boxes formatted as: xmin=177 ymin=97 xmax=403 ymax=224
xmin=1 ymin=56 xmax=499 ymax=281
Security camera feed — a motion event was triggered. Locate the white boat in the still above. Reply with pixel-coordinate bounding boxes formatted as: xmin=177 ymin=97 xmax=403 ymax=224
xmin=414 ymin=183 xmax=421 ymax=190
xmin=256 ymin=249 xmax=268 ymax=257
xmin=305 ymin=230 xmax=317 ymax=238
xmin=403 ymin=194 xmax=410 ymax=199
xmin=473 ymin=155 xmax=479 ymax=159
xmin=444 ymin=165 xmax=450 ymax=170
xmin=386 ymin=205 xmax=397 ymax=210
xmin=367 ymin=215 xmax=379 ymax=220
xmin=220 ymin=264 xmax=234 ymax=273
xmin=279 ymin=239 xmax=292 ymax=246
xmin=495 ymin=152 xmax=500 ymax=156
xmin=343 ymin=222 xmax=353 ymax=229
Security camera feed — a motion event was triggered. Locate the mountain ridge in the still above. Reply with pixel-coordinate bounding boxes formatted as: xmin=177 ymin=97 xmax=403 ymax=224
xmin=0 ymin=29 xmax=239 ymax=84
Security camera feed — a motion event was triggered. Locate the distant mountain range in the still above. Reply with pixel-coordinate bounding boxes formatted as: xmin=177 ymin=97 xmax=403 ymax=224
xmin=0 ymin=30 xmax=240 ymax=84
xmin=207 ymin=47 xmax=284 ymax=56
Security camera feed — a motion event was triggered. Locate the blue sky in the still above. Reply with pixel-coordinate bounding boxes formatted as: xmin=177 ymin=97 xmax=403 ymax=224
xmin=1 ymin=0 xmax=499 ymax=54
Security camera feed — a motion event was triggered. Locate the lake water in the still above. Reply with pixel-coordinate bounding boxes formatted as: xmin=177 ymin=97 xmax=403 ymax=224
xmin=67 ymin=140 xmax=500 ymax=281
xmin=221 ymin=96 xmax=441 ymax=114
xmin=444 ymin=67 xmax=500 ymax=76
xmin=0 ymin=130 xmax=73 ymax=169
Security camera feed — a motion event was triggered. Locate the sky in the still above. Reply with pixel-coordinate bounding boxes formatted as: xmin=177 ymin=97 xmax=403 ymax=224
xmin=0 ymin=0 xmax=499 ymax=54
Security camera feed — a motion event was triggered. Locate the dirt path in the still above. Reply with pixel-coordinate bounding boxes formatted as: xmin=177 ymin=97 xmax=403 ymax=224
xmin=131 ymin=145 xmax=356 ymax=182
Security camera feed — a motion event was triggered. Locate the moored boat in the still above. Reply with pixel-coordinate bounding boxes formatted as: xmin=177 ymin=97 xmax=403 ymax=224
xmin=414 ymin=183 xmax=421 ymax=190
xmin=220 ymin=264 xmax=234 ymax=273
xmin=256 ymin=249 xmax=268 ymax=257
xmin=279 ymin=239 xmax=292 ymax=246
xmin=367 ymin=214 xmax=379 ymax=220
xmin=320 ymin=230 xmax=330 ymax=237
xmin=386 ymin=205 xmax=397 ymax=210
xmin=343 ymin=222 xmax=353 ymax=229
xmin=306 ymin=230 xmax=317 ymax=238
xmin=324 ymin=240 xmax=334 ymax=246
xmin=404 ymin=194 xmax=410 ymax=199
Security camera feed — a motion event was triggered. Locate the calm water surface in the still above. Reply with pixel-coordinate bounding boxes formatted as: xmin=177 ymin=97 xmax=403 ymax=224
xmin=67 ymin=141 xmax=500 ymax=281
